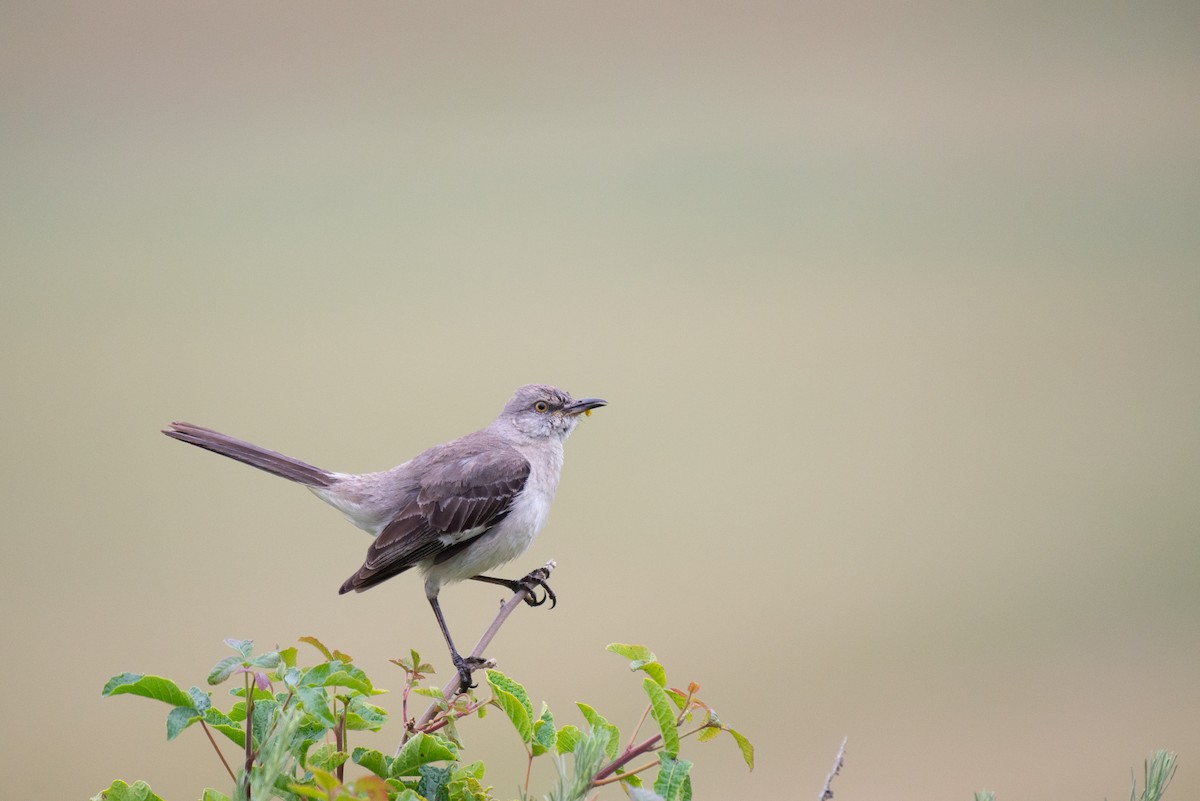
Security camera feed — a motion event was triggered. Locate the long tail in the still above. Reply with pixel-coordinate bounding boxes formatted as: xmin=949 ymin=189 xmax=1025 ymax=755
xmin=163 ymin=422 xmax=336 ymax=488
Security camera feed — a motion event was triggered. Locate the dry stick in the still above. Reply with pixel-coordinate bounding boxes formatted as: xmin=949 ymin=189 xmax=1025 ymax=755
xmin=405 ymin=561 xmax=558 ymax=745
xmin=818 ymin=737 xmax=848 ymax=801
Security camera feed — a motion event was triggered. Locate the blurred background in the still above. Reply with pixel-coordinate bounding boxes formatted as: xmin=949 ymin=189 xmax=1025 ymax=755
xmin=2 ymin=2 xmax=1198 ymax=799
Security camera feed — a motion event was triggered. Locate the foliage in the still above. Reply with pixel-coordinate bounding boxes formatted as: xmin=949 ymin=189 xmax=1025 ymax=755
xmin=1128 ymin=751 xmax=1178 ymax=801
xmin=95 ymin=638 xmax=753 ymax=801
xmin=970 ymin=750 xmax=1178 ymax=801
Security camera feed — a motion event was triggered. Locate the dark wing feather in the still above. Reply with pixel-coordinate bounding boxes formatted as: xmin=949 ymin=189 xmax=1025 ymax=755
xmin=338 ymin=441 xmax=531 ymax=593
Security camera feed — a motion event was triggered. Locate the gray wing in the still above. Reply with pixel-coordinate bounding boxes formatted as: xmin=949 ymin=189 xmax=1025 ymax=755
xmin=338 ymin=441 xmax=531 ymax=593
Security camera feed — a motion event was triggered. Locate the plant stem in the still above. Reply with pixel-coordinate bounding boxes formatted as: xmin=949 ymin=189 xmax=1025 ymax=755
xmin=591 ymin=758 xmax=660 ymax=787
xmin=417 ymin=696 xmax=489 ymax=736
xmin=625 ymin=704 xmax=652 ymax=751
xmin=200 ymin=720 xmax=237 ymax=784
xmin=401 ymin=673 xmax=412 ymax=735
xmin=334 ymin=702 xmax=346 ymax=783
xmin=674 ymin=687 xmax=697 ymax=726
xmin=592 ymin=733 xmax=662 ymax=784
xmin=243 ymin=673 xmax=254 ymax=801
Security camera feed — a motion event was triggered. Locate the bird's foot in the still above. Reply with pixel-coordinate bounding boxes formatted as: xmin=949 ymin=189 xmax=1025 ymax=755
xmin=451 ymin=653 xmax=494 ymax=694
xmin=469 ymin=561 xmax=558 ymax=608
xmin=514 ymin=565 xmax=557 ymax=608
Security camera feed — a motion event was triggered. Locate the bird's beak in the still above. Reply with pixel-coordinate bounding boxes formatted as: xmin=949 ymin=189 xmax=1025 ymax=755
xmin=564 ymin=397 xmax=607 ymax=417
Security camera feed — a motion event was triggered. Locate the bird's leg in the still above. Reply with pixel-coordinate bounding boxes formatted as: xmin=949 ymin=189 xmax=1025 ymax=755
xmin=470 ymin=564 xmax=557 ymax=609
xmin=427 ymin=595 xmax=489 ymax=693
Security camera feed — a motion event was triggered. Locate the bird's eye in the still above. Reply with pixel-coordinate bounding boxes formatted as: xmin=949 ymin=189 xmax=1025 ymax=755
xmin=534 ymin=401 xmax=549 ymax=413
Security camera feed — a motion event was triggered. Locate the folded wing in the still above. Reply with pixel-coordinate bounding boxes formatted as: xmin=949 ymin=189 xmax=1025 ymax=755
xmin=338 ymin=442 xmax=531 ymax=593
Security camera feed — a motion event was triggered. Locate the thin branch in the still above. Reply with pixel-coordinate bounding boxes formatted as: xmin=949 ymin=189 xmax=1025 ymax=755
xmin=591 ymin=758 xmax=660 ymax=787
xmin=625 ymin=704 xmax=652 ymax=752
xmin=335 ymin=703 xmax=347 ymax=783
xmin=818 ymin=737 xmax=848 ymax=801
xmin=674 ymin=686 xmax=698 ymax=727
xmin=677 ymin=721 xmax=720 ymax=741
xmin=592 ymin=733 xmax=662 ymax=784
xmin=243 ymin=673 xmax=254 ymax=801
xmin=416 ymin=695 xmax=490 ymax=736
xmin=200 ymin=720 xmax=238 ymax=784
xmin=408 ymin=561 xmax=557 ymax=738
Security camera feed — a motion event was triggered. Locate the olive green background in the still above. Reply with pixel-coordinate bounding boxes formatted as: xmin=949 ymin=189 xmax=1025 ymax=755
xmin=2 ymin=3 xmax=1198 ymax=799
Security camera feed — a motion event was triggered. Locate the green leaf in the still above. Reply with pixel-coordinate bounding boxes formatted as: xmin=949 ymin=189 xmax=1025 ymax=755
xmin=643 ymin=679 xmax=680 ymax=757
xmin=576 ymin=703 xmax=621 ymax=760
xmin=575 ymin=702 xmax=602 ymax=727
xmin=448 ymin=774 xmax=491 ymax=801
xmin=310 ymin=767 xmax=340 ymax=791
xmin=229 ymin=686 xmax=274 ymax=703
xmin=200 ymin=789 xmax=231 ymax=801
xmin=299 ymin=661 xmax=377 ymax=695
xmin=484 ymin=670 xmax=532 ymax=717
xmin=90 ymin=779 xmax=165 ymax=801
xmin=250 ymin=651 xmax=281 ymax=670
xmin=637 ymin=661 xmax=667 ymax=687
xmin=696 ymin=724 xmax=721 ymax=743
xmin=452 ymin=760 xmax=485 ymax=781
xmin=391 ymin=790 xmax=425 ymax=801
xmin=391 ymin=732 xmax=458 ymax=777
xmin=286 ymin=783 xmax=327 ymax=800
xmin=664 ymin=688 xmax=688 ymax=711
xmin=307 ymin=743 xmax=350 ymax=772
xmin=166 ymin=705 xmax=200 ymax=740
xmin=653 ymin=753 xmax=693 ymax=801
xmin=299 ymin=635 xmax=333 ymax=660
xmin=207 ymin=655 xmax=243 ymax=685
xmin=102 ymin=674 xmax=193 ymax=707
xmin=606 ymin=643 xmax=666 ymax=687
xmin=344 ymin=697 xmax=388 ymax=731
xmin=555 ymin=724 xmax=581 ymax=754
xmin=295 ymin=686 xmax=336 ymax=727
xmin=187 ymin=687 xmax=211 ymax=714
xmin=605 ymin=643 xmax=655 ymax=662
xmin=278 ymin=647 xmax=298 ymax=669
xmin=224 ymin=638 xmax=254 ymax=658
xmin=346 ymin=775 xmax=390 ymax=801
xmin=531 ymin=703 xmax=556 ymax=756
xmin=417 ymin=763 xmax=453 ymax=801
xmin=249 ymin=698 xmax=278 ymax=749
xmin=280 ymin=666 xmax=302 ymax=690
xmin=728 ymin=727 xmax=755 ymax=770
xmin=486 ymin=670 xmax=532 ymax=744
xmin=352 ymin=747 xmax=392 ymax=779
xmin=202 ymin=707 xmax=244 ymax=748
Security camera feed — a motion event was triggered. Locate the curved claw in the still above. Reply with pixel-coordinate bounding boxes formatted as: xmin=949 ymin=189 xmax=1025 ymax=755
xmin=518 ymin=570 xmax=557 ymax=609
xmin=469 ymin=567 xmax=559 ymax=610
xmin=452 ymin=654 xmax=491 ymax=693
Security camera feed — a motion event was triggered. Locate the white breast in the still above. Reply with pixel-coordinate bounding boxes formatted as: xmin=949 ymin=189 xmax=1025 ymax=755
xmin=421 ymin=438 xmax=565 ymax=590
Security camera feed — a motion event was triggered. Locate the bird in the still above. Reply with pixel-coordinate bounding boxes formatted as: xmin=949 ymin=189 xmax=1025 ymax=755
xmin=162 ymin=384 xmax=606 ymax=690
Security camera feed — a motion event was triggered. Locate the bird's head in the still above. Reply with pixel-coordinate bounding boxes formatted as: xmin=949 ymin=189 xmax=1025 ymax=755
xmin=500 ymin=384 xmax=607 ymax=441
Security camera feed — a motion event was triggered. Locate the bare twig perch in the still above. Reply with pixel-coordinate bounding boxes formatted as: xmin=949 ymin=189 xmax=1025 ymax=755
xmin=408 ymin=560 xmax=558 ymax=738
xmin=819 ymin=737 xmax=848 ymax=800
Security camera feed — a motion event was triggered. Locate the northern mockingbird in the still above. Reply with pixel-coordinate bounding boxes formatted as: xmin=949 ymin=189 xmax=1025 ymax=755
xmin=163 ymin=384 xmax=606 ymax=690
